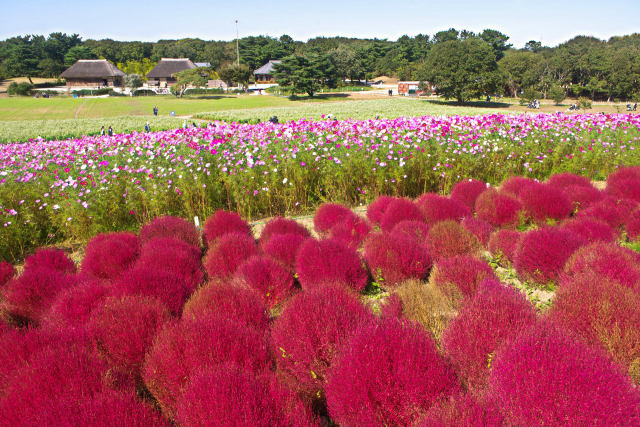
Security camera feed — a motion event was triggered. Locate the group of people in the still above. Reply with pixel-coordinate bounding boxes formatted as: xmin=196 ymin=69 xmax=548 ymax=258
xmin=99 ymin=126 xmax=114 ymax=136
xmin=527 ymin=99 xmax=541 ymax=109
xmin=627 ymin=103 xmax=638 ymax=111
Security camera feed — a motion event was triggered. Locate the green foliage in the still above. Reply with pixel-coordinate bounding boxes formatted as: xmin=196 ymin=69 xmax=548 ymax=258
xmin=273 ymin=54 xmax=337 ymax=97
xmin=117 ymin=58 xmax=156 ymax=79
xmin=124 ymin=74 xmax=143 ymax=90
xmin=7 ymin=82 xmax=34 ymax=96
xmin=578 ymin=97 xmax=592 ymax=110
xmin=218 ymin=63 xmax=251 ymax=88
xmin=64 ymin=45 xmax=97 ymax=66
xmin=521 ymin=87 xmax=541 ymax=105
xmin=549 ymin=85 xmax=566 ymax=105
xmin=171 ymin=67 xmax=218 ymax=97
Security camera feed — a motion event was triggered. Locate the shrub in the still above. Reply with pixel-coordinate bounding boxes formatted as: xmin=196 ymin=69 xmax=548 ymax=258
xmin=204 ymin=232 xmax=258 ymax=280
xmin=137 ymin=237 xmax=203 ymax=287
xmin=24 ymin=247 xmax=76 ymax=275
xmin=548 ymin=275 xmax=640 ymax=379
xmin=489 ymin=323 xmax=640 ymax=426
xmin=327 ymin=215 xmax=371 ymax=249
xmin=43 ymin=280 xmax=111 ymax=328
xmin=259 ymin=217 xmax=310 ymax=245
xmin=419 ymin=392 xmax=504 ymax=427
xmin=176 ymin=365 xmax=314 ymax=427
xmin=391 ymin=220 xmax=430 ymax=244
xmin=450 ymin=179 xmax=488 ymax=211
xmin=487 ymin=229 xmax=521 ymax=264
xmin=578 ymin=96 xmax=592 ymax=110
xmin=430 ymin=256 xmax=498 ymax=301
xmin=607 ymin=166 xmax=640 ymax=188
xmin=364 ymin=232 xmax=432 ymax=287
xmin=626 ymin=208 xmax=640 ymax=240
xmin=183 ymin=282 xmax=269 ymax=330
xmin=475 ymin=189 xmax=523 ymax=228
xmin=442 ymin=281 xmax=537 ymax=391
xmin=577 ymin=196 xmax=639 ymax=229
xmin=519 ymin=182 xmax=572 ymax=222
xmin=367 ymin=195 xmax=396 ymax=225
xmin=326 ymin=318 xmax=459 ymax=426
xmin=607 ymin=177 xmax=640 ymax=203
xmin=461 ymin=216 xmax=493 ymax=246
xmin=563 ymin=217 xmax=616 ymax=243
xmin=380 ymin=198 xmax=424 ymax=232
xmin=143 ymin=315 xmax=272 ymax=419
xmin=81 ymin=232 xmax=139 ymax=280
xmin=7 ymin=82 xmax=33 ymax=96
xmin=562 ymin=242 xmax=640 ymax=291
xmin=0 ymin=261 xmax=15 ymax=287
xmin=426 ymin=220 xmax=481 ymax=261
xmin=548 ymin=85 xmax=566 ymax=105
xmin=296 ymin=238 xmax=368 ymax=292
xmin=271 ymin=285 xmax=374 ymax=401
xmin=415 ymin=193 xmax=471 ymax=224
xmin=234 ymin=256 xmax=296 ymax=310
xmin=560 ymin=184 xmax=604 ymax=211
xmin=514 ymin=227 xmax=586 ymax=284
xmin=139 ymin=215 xmax=200 ymax=247
xmin=203 ymin=210 xmax=251 ymax=246
xmin=260 ymin=233 xmax=306 ymax=272
xmin=114 ymin=267 xmax=194 ymax=316
xmin=499 ymin=176 xmax=536 ymax=197
xmin=313 ymin=203 xmax=355 ymax=234
xmin=547 ymin=172 xmax=592 ymax=190
xmin=89 ymin=295 xmax=171 ymax=378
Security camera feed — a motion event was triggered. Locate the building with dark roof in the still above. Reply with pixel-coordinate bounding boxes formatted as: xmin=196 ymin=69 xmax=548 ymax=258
xmin=254 ymin=60 xmax=281 ymax=84
xmin=146 ymin=58 xmax=196 ymax=88
xmin=60 ymin=59 xmax=125 ymax=87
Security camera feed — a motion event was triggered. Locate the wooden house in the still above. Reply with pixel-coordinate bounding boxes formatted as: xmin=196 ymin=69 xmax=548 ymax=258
xmin=397 ymin=81 xmax=432 ymax=96
xmin=60 ymin=59 xmax=125 ymax=88
xmin=253 ymin=60 xmax=281 ymax=84
xmin=146 ymin=58 xmax=196 ymax=88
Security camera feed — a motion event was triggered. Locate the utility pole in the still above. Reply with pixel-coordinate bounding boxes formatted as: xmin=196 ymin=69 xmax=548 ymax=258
xmin=235 ymin=20 xmax=240 ymax=66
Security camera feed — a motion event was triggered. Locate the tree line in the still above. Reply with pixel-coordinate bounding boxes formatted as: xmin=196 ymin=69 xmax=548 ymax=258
xmin=1 ymin=30 xmax=639 ymax=102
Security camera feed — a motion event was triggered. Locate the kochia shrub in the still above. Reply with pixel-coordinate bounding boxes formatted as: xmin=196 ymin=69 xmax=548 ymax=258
xmin=137 ymin=237 xmax=203 ymax=287
xmin=499 ymin=176 xmax=536 ymax=197
xmin=259 ymin=217 xmax=310 ymax=244
xmin=419 ymin=392 xmax=504 ymax=427
xmin=327 ymin=215 xmax=371 ymax=249
xmin=364 ymin=232 xmax=432 ymax=287
xmin=606 ymin=177 xmax=640 ymax=202
xmin=607 ymin=166 xmax=640 ymax=188
xmin=204 ymin=232 xmax=258 ymax=280
xmin=234 ymin=256 xmax=296 ymax=310
xmin=326 ymin=318 xmax=459 ymax=426
xmin=415 ymin=193 xmax=471 ymax=224
xmin=43 ymin=280 xmax=111 ymax=328
xmin=367 ymin=195 xmax=396 ymax=225
xmin=626 ymin=208 xmax=640 ymax=241
xmin=295 ymin=238 xmax=368 ymax=292
xmin=380 ymin=198 xmax=424 ymax=232
xmin=81 ymin=232 xmax=139 ymax=280
xmin=0 ymin=261 xmax=15 ymax=287
xmin=489 ymin=323 xmax=640 ymax=426
xmin=547 ymin=172 xmax=592 ymax=190
xmin=518 ymin=182 xmax=572 ymax=222
xmin=24 ymin=247 xmax=76 ymax=275
xmin=430 ymin=256 xmax=498 ymax=301
xmin=426 ymin=220 xmax=481 ymax=261
xmin=475 ymin=189 xmax=522 ymax=228
xmin=577 ymin=196 xmax=639 ymax=229
xmin=488 ymin=229 xmax=521 ymax=264
xmin=560 ymin=184 xmax=604 ymax=211
xmin=562 ymin=217 xmax=616 ymax=244
xmin=461 ymin=216 xmax=493 ymax=246
xmin=139 ymin=215 xmax=200 ymax=247
xmin=391 ymin=220 xmax=430 ymax=244
xmin=260 ymin=233 xmax=306 ymax=272
xmin=313 ymin=203 xmax=355 ymax=234
xmin=203 ymin=210 xmax=251 ymax=246
xmin=450 ymin=179 xmax=487 ymax=211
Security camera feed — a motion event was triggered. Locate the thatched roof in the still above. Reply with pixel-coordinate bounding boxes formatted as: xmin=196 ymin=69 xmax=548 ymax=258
xmin=254 ymin=60 xmax=281 ymax=75
xmin=60 ymin=59 xmax=125 ymax=78
xmin=146 ymin=58 xmax=196 ymax=78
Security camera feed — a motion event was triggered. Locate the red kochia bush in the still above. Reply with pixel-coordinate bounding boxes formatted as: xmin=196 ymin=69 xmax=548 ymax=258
xmin=626 ymin=208 xmax=640 ymax=240
xmin=367 ymin=195 xmax=396 ymax=225
xmin=488 ymin=229 xmax=521 ymax=263
xmin=450 ymin=179 xmax=488 ymax=211
xmin=578 ymin=196 xmax=639 ymax=228
xmin=140 ymin=215 xmax=200 ymax=247
xmin=176 ymin=365 xmax=315 ymax=427
xmin=137 ymin=237 xmax=203 ymax=287
xmin=560 ymin=184 xmax=604 ymax=211
xmin=328 ymin=215 xmax=371 ymax=249
xmin=0 ymin=262 xmax=15 ymax=287
xmin=259 ymin=217 xmax=310 ymax=245
xmin=89 ymin=295 xmax=171 ymax=377
xmin=234 ymin=256 xmax=296 ymax=309
xmin=606 ymin=177 xmax=640 ymax=202
xmin=326 ymin=319 xmax=459 ymax=426
xmin=143 ymin=315 xmax=271 ymax=419
xmin=24 ymin=247 xmax=76 ymax=274
xmin=442 ymin=281 xmax=537 ymax=391
xmin=475 ymin=189 xmax=523 ymax=228
xmin=419 ymin=392 xmax=504 ymax=427
xmin=514 ymin=227 xmax=586 ymax=284
xmin=204 ymin=232 xmax=258 ymax=280
xmin=563 ymin=217 xmax=616 ymax=243
xmin=43 ymin=280 xmax=111 ymax=328
xmin=182 ymin=283 xmax=269 ymax=331
xmin=260 ymin=233 xmax=306 ymax=272
xmin=271 ymin=285 xmax=374 ymax=401
xmin=607 ymin=166 xmax=640 ymax=187
xmin=313 ymin=203 xmax=355 ymax=234
xmin=518 ymin=182 xmax=572 ymax=222
xmin=296 ymin=238 xmax=368 ymax=292
xmin=81 ymin=232 xmax=140 ymax=280
xmin=391 ymin=220 xmax=430 ymax=244
xmin=203 ymin=210 xmax=251 ymax=246
xmin=431 ymin=256 xmax=498 ymax=299
xmin=547 ymin=172 xmax=593 ymax=190
xmin=364 ymin=232 xmax=432 ymax=287
xmin=415 ymin=193 xmax=471 ymax=224
xmin=426 ymin=220 xmax=481 ymax=261
xmin=461 ymin=216 xmax=493 ymax=246
xmin=380 ymin=198 xmax=424 ymax=232
xmin=500 ymin=176 xmax=536 ymax=197
xmin=489 ymin=323 xmax=640 ymax=426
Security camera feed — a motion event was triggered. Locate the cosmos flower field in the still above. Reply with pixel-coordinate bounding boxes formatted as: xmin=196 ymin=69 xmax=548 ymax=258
xmin=1 ymin=112 xmax=640 ymax=262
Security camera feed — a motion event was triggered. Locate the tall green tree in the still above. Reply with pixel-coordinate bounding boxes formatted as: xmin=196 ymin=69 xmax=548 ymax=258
xmin=171 ymin=67 xmax=218 ymax=97
xmin=273 ymin=55 xmax=335 ymax=96
xmin=64 ymin=45 xmax=97 ymax=66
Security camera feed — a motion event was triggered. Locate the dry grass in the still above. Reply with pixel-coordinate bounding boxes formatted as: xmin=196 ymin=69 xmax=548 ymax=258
xmin=0 ymin=77 xmax=58 ymax=93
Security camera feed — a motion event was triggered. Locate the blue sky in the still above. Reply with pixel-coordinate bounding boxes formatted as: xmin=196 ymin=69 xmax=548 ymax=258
xmin=1 ymin=0 xmax=639 ymax=48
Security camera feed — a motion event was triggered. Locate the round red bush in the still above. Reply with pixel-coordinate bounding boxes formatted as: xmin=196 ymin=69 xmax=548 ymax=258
xmin=431 ymin=256 xmax=498 ymax=299
xmin=519 ymin=182 xmax=572 ymax=222
xmin=563 ymin=217 xmax=616 ymax=244
xmin=380 ymin=198 xmax=424 ymax=232
xmin=24 ymin=247 xmax=76 ymax=275
xmin=489 ymin=323 xmax=640 ymax=426
xmin=43 ymin=280 xmax=111 ymax=328
xmin=500 ymin=176 xmax=536 ymax=197
xmin=204 ymin=232 xmax=258 ymax=280
xmin=326 ymin=318 xmax=459 ymax=426
xmin=391 ymin=219 xmax=430 ymax=244
xmin=81 ymin=232 xmax=140 ymax=280
xmin=461 ymin=216 xmax=493 ymax=246
xmin=143 ymin=315 xmax=271 ymax=419
xmin=514 ymin=227 xmax=586 ymax=284
xmin=419 ymin=392 xmax=504 ymax=427
xmin=367 ymin=195 xmax=396 ymax=225
xmin=560 ymin=184 xmax=604 ymax=211
xmin=426 ymin=220 xmax=481 ymax=261
xmin=259 ymin=217 xmax=310 ymax=245
xmin=260 ymin=233 xmax=306 ymax=272
xmin=607 ymin=166 xmax=640 ymax=188
xmin=626 ymin=208 xmax=640 ymax=240
xmin=364 ymin=232 xmax=432 ymax=287
xmin=140 ymin=215 xmax=200 ymax=247
xmin=488 ymin=229 xmax=521 ymax=263
xmin=577 ymin=196 xmax=639 ymax=229
xmin=234 ymin=256 xmax=296 ymax=310
xmin=606 ymin=177 xmax=640 ymax=202
xmin=547 ymin=172 xmax=592 ymax=189
xmin=203 ymin=210 xmax=251 ymax=246
xmin=450 ymin=179 xmax=488 ymax=211
xmin=475 ymin=188 xmax=523 ymax=228
xmin=89 ymin=295 xmax=171 ymax=377
xmin=183 ymin=282 xmax=269 ymax=331
xmin=415 ymin=193 xmax=471 ymax=225
xmin=137 ymin=237 xmax=203 ymax=287
xmin=295 ymin=238 xmax=368 ymax=292
xmin=442 ymin=281 xmax=537 ymax=390
xmin=328 ymin=215 xmax=371 ymax=249
xmin=271 ymin=285 xmax=374 ymax=401
xmin=313 ymin=203 xmax=355 ymax=234
xmin=0 ymin=262 xmax=15 ymax=287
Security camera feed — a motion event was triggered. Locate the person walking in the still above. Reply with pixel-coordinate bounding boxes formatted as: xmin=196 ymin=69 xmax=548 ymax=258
xmin=100 ymin=126 xmax=105 ymax=136
xmin=107 ymin=126 xmax=113 ymax=136
xmin=144 ymin=122 xmax=150 ymax=133
xmin=153 ymin=105 xmax=158 ymax=116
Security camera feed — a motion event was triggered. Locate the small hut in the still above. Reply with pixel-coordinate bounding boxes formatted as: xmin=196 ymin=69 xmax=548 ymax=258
xmin=253 ymin=60 xmax=281 ymax=84
xmin=60 ymin=59 xmax=125 ymax=88
xmin=146 ymin=58 xmax=196 ymax=88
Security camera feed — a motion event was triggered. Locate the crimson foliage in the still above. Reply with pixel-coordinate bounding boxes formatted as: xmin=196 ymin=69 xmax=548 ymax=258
xmin=0 ymin=261 xmax=15 ymax=287
xmin=204 ymin=232 xmax=258 ymax=280
xmin=259 ymin=217 xmax=310 ymax=245
xmin=426 ymin=220 xmax=481 ymax=261
xmin=137 ymin=237 xmax=203 ymax=287
xmin=547 ymin=172 xmax=592 ymax=190
xmin=380 ymin=198 xmax=424 ymax=232
xmin=488 ymin=229 xmax=521 ymax=264
xmin=419 ymin=392 xmax=504 ymax=427
xmin=140 ymin=215 xmax=200 ymax=247
xmin=313 ymin=203 xmax=355 ymax=234
xmin=391 ymin=220 xmax=430 ymax=244
xmin=475 ymin=189 xmax=522 ymax=228
xmin=364 ymin=232 xmax=432 ymax=287
xmin=518 ymin=182 xmax=572 ymax=222
xmin=234 ymin=256 xmax=297 ymax=309
xmin=563 ymin=217 xmax=616 ymax=243
xmin=450 ymin=179 xmax=487 ymax=211
xmin=431 ymin=256 xmax=498 ymax=299
xmin=367 ymin=195 xmax=396 ymax=225
xmin=24 ymin=247 xmax=76 ymax=274
xmin=415 ymin=193 xmax=471 ymax=224
xmin=260 ymin=233 xmax=307 ymax=272
xmin=203 ymin=210 xmax=251 ymax=245
xmin=327 ymin=215 xmax=371 ymax=249
xmin=43 ymin=280 xmax=111 ymax=328
xmin=461 ymin=216 xmax=493 ymax=246
xmin=81 ymin=232 xmax=139 ymax=280
xmin=499 ymin=176 xmax=536 ymax=197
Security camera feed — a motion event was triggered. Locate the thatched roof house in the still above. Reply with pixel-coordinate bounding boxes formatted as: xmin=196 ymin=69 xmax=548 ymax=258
xmin=146 ymin=58 xmax=196 ymax=87
xmin=254 ymin=60 xmax=281 ymax=84
xmin=60 ymin=59 xmax=125 ymax=87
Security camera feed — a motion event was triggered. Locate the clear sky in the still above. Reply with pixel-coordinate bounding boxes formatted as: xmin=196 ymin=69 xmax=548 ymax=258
xmin=1 ymin=0 xmax=639 ymax=48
